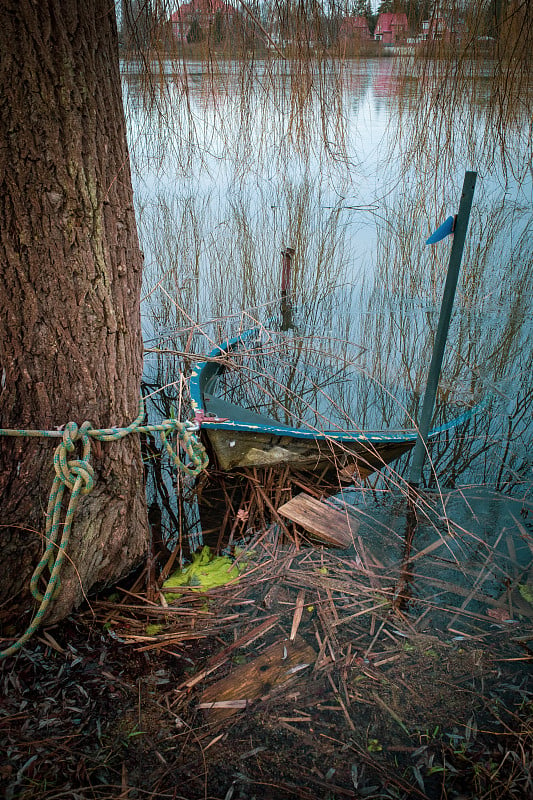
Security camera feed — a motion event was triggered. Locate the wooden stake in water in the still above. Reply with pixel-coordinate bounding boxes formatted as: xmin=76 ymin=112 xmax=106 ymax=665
xmin=281 ymin=246 xmax=295 ymax=331
xmin=409 ymin=171 xmax=477 ymax=488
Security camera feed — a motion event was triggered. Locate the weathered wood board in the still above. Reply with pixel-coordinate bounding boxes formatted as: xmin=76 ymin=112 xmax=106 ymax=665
xmin=199 ymin=635 xmax=316 ymax=720
xmin=278 ymin=492 xmax=358 ymax=548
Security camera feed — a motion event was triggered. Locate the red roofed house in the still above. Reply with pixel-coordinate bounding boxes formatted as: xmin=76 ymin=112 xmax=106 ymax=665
xmin=374 ymin=12 xmax=408 ymax=45
xmin=338 ymin=15 xmax=372 ymax=43
xmin=418 ymin=17 xmax=452 ymax=43
xmin=171 ymin=0 xmax=236 ymax=42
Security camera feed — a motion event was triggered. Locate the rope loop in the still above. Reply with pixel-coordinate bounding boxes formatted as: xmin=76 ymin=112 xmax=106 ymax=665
xmin=56 ymin=458 xmax=95 ymax=494
xmin=159 ymin=418 xmax=209 ymax=477
xmin=54 ymin=420 xmax=94 ymax=493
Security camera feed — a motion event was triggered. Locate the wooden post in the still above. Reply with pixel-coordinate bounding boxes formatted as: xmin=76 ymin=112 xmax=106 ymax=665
xmin=409 ymin=171 xmax=477 ymax=488
xmin=281 ymin=246 xmax=295 ymax=331
xmin=281 ymin=246 xmax=295 ymax=297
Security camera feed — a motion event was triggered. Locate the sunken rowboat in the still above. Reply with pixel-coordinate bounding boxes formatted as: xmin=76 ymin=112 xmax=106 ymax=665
xmin=189 ymin=331 xmax=476 ymax=477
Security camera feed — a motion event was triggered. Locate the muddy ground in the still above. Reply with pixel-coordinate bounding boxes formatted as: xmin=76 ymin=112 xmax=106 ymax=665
xmin=1 ymin=523 xmax=532 ymax=800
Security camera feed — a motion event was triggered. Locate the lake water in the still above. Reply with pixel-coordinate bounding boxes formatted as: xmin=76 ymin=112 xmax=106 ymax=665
xmin=123 ymin=57 xmax=532 ymax=631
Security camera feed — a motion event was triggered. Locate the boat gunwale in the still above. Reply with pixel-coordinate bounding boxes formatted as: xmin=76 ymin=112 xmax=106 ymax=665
xmin=189 ymin=328 xmax=479 ymax=444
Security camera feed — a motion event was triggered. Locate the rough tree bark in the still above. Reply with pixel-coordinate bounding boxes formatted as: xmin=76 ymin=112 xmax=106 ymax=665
xmin=0 ymin=0 xmax=150 ymax=628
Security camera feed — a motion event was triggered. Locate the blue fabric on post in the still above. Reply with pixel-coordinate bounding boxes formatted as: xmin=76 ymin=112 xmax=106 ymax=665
xmin=426 ymin=215 xmax=456 ymax=244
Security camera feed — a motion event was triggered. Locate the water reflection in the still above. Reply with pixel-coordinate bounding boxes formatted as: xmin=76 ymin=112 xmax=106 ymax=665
xmin=342 ymin=485 xmax=533 ymax=633
xmin=126 ymin=56 xmax=532 ymax=625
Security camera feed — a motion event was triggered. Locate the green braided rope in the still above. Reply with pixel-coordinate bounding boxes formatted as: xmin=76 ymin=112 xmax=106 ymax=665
xmin=0 ymin=397 xmax=208 ymax=658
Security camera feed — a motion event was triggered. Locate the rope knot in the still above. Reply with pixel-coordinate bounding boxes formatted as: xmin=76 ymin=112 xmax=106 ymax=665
xmin=159 ymin=418 xmax=209 ymax=477
xmin=55 ymin=420 xmax=94 ymax=492
xmin=60 ymin=458 xmax=95 ymax=494
xmin=62 ymin=420 xmax=93 ymax=450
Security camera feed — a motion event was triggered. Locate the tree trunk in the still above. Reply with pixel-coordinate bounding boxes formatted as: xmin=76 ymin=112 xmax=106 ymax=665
xmin=0 ymin=0 xmax=149 ymax=628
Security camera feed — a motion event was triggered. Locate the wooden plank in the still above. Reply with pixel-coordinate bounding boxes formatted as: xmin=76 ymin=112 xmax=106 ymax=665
xmin=277 ymin=492 xmax=358 ymax=548
xmin=176 ymin=615 xmax=280 ymax=691
xmin=199 ymin=635 xmax=316 ymax=720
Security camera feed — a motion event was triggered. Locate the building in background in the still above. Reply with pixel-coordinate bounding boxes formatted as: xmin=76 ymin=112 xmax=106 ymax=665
xmin=171 ymin=0 xmax=237 ymax=43
xmin=338 ymin=15 xmax=372 ymax=43
xmin=374 ymin=12 xmax=408 ymax=45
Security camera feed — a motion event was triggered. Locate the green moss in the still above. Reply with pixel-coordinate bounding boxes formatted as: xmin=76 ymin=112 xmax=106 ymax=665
xmin=145 ymin=624 xmax=163 ymax=636
xmin=518 ymin=583 xmax=533 ymax=605
xmin=162 ymin=546 xmax=243 ymax=601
